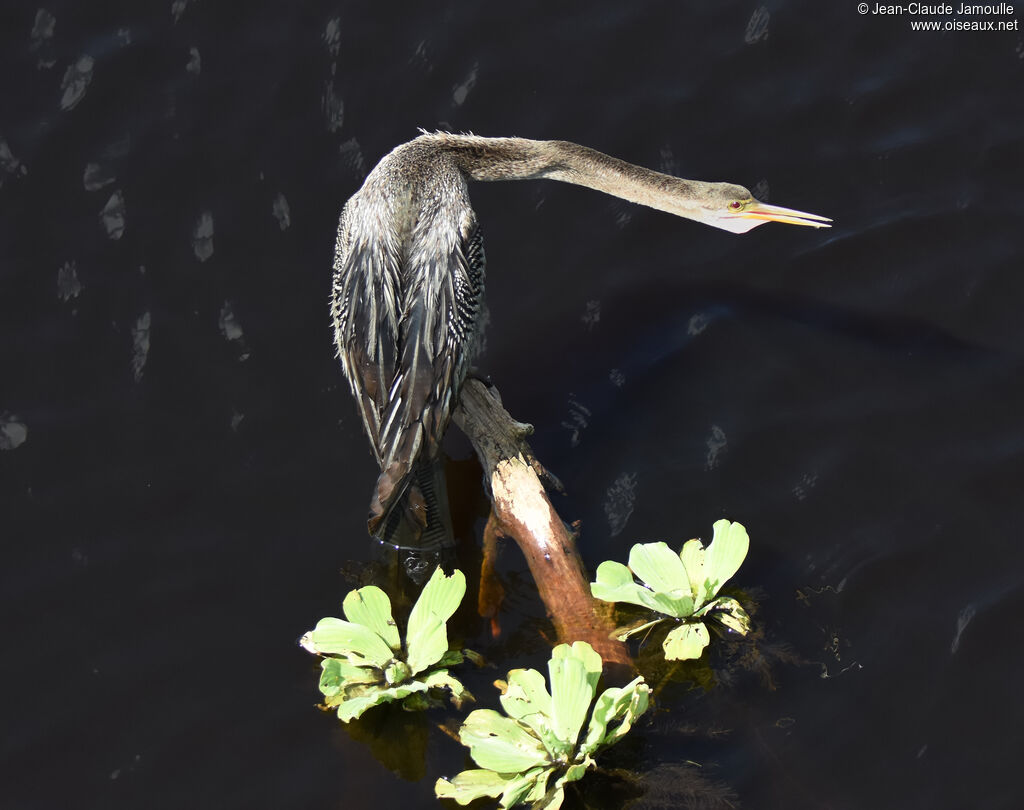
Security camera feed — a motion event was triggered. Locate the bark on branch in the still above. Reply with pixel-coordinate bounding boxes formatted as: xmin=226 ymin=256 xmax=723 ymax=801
xmin=453 ymin=379 xmax=631 ymax=670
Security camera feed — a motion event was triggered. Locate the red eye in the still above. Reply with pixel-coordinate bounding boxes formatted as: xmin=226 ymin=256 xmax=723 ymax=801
xmin=729 ymin=201 xmax=743 ymax=211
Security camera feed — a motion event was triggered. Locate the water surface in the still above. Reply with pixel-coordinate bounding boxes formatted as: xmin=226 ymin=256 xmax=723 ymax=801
xmin=2 ymin=1 xmax=1023 ymax=808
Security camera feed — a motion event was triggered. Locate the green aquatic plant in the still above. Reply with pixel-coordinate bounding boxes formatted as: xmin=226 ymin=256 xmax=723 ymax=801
xmin=590 ymin=519 xmax=752 ymax=660
xmin=300 ymin=566 xmax=473 ymax=722
xmin=435 ymin=641 xmax=650 ymax=810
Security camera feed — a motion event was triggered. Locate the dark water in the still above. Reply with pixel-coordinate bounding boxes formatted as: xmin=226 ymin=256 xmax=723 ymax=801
xmin=3 ymin=1 xmax=1023 ymax=808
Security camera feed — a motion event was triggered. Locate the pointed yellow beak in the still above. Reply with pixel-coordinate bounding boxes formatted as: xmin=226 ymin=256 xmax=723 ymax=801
xmin=739 ymin=202 xmax=832 ymax=228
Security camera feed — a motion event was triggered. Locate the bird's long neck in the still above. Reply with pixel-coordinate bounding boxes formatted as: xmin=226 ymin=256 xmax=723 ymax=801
xmin=430 ymin=133 xmax=711 ymax=221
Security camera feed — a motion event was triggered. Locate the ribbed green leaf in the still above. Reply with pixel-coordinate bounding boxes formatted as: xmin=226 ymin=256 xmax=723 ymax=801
xmin=580 ymin=676 xmax=650 ymax=757
xmin=333 ymin=695 xmax=382 ymax=722
xmin=405 ymin=612 xmax=447 ymax=676
xmin=459 ymin=709 xmax=551 ymax=773
xmin=663 ymin=622 xmax=711 ymax=660
xmin=303 ymin=617 xmax=395 ymax=667
xmin=590 ymin=561 xmax=645 ymax=606
xmin=598 ymin=678 xmax=650 ymax=748
xmin=383 ymin=660 xmax=411 ymax=685
xmin=405 ymin=567 xmax=466 ymax=674
xmin=533 ymin=784 xmax=566 ymax=810
xmin=551 ymin=641 xmax=603 ymax=681
xmin=548 ymin=647 xmax=598 ymax=753
xmin=679 ymin=539 xmax=706 ymax=608
xmin=342 ymin=585 xmax=400 ymax=651
xmin=500 ymin=667 xmax=552 ymax=722
xmin=408 ymin=567 xmax=466 ymax=634
xmin=702 ymin=520 xmax=749 ymax=599
xmin=318 ymin=658 xmax=378 ymax=698
xmin=499 ymin=766 xmax=549 ymax=808
xmin=434 ymin=649 xmax=465 ymax=669
xmin=435 ymin=769 xmax=512 ymax=805
xmin=332 ymin=678 xmax=431 ymax=722
xmin=523 ymin=766 xmax=553 ymax=805
xmin=647 ymin=590 xmax=695 ymax=619
xmin=592 ymin=560 xmax=690 ymax=616
xmin=628 ymin=542 xmax=691 ymax=597
xmin=706 ymin=596 xmax=751 ymax=635
xmin=421 ymin=668 xmax=471 ymax=708
xmin=613 ymin=618 xmax=666 ymax=641
xmin=560 ymin=762 xmax=589 ymax=786
xmin=592 ymin=559 xmax=634 ymax=590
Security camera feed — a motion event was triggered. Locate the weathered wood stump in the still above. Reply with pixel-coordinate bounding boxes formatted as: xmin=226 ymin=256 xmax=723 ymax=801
xmin=453 ymin=379 xmax=631 ymax=670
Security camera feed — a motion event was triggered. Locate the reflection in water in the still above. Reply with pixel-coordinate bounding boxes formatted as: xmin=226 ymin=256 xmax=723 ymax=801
xmin=30 ymin=9 xmax=57 ymax=69
xmin=100 ymin=190 xmax=126 ymax=239
xmin=0 ymin=413 xmax=29 ymax=450
xmin=704 ymin=425 xmax=727 ymax=471
xmin=57 ymin=260 xmax=82 ymax=302
xmin=603 ymin=471 xmax=638 ymax=537
xmin=131 ymin=311 xmax=152 ymax=383
xmin=59 ymin=55 xmax=94 ymax=111
xmin=562 ymin=395 xmax=591 ymax=448
xmin=192 ymin=210 xmax=215 ymax=261
xmin=345 ymin=705 xmax=431 ymax=783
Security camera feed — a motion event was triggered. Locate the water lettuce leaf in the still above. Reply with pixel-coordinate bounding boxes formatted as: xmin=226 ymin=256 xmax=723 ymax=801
xmin=702 ymin=519 xmax=749 ymax=603
xmin=580 ymin=675 xmax=650 ymax=757
xmin=342 ymin=585 xmax=400 ymax=652
xmin=434 ymin=768 xmax=509 ymax=804
xmin=436 ymin=641 xmax=651 ymax=810
xmin=590 ymin=520 xmax=752 ymax=661
xmin=300 ymin=566 xmax=471 ymax=722
xmin=591 ymin=559 xmax=693 ymax=617
xmin=301 ymin=617 xmax=395 ymax=668
xmin=548 ymin=641 xmax=602 ymax=752
xmin=663 ymin=621 xmax=711 ymax=660
xmin=458 ymin=709 xmax=551 ymax=773
xmin=406 ymin=567 xmax=466 ymax=675
xmin=628 ymin=541 xmax=691 ymax=600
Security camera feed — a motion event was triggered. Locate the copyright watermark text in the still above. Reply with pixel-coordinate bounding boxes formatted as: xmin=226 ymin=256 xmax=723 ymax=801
xmin=857 ymin=2 xmax=1020 ymax=29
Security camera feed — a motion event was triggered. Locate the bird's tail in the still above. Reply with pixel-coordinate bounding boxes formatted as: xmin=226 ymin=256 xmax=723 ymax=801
xmin=371 ymin=456 xmax=455 ymax=583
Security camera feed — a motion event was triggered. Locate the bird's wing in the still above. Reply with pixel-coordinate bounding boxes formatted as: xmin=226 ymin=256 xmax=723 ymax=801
xmin=368 ymin=212 xmax=485 ymax=534
xmin=334 ymin=200 xmax=485 ymax=535
xmin=331 ymin=198 xmax=402 ymax=468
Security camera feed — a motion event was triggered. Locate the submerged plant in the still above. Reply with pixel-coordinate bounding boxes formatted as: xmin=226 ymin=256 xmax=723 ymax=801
xmin=300 ymin=566 xmax=473 ymax=721
xmin=435 ymin=641 xmax=650 ymax=810
xmin=591 ymin=519 xmax=752 ymax=660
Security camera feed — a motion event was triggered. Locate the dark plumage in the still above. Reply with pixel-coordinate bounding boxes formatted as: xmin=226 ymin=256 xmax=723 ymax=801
xmin=331 ymin=132 xmax=829 ymax=546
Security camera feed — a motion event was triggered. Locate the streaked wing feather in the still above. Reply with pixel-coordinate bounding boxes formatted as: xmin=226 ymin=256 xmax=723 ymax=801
xmin=334 ymin=201 xmax=484 ymax=537
xmin=367 ymin=216 xmax=483 ymax=534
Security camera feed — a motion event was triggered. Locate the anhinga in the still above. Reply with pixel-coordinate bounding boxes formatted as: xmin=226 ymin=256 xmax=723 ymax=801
xmin=330 ymin=133 xmax=829 ymax=550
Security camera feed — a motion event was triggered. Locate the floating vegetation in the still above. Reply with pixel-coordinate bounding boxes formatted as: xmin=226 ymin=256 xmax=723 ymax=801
xmin=303 ymin=521 xmax=762 ymax=804
xmin=300 ymin=567 xmax=475 ymax=722
xmin=591 ymin=520 xmax=752 ymax=660
xmin=436 ymin=641 xmax=650 ymax=810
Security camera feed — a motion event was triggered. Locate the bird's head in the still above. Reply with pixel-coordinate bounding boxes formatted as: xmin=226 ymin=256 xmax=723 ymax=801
xmin=695 ymin=182 xmax=832 ymax=234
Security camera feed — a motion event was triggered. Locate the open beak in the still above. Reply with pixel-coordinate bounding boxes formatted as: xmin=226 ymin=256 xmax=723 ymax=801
xmin=739 ymin=202 xmax=832 ymax=228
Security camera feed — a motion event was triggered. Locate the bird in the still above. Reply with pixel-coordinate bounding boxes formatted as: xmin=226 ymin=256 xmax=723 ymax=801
xmin=330 ymin=132 xmax=829 ymax=552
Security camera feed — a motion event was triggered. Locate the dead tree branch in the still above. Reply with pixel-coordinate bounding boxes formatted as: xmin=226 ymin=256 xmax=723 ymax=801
xmin=453 ymin=379 xmax=631 ymax=670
